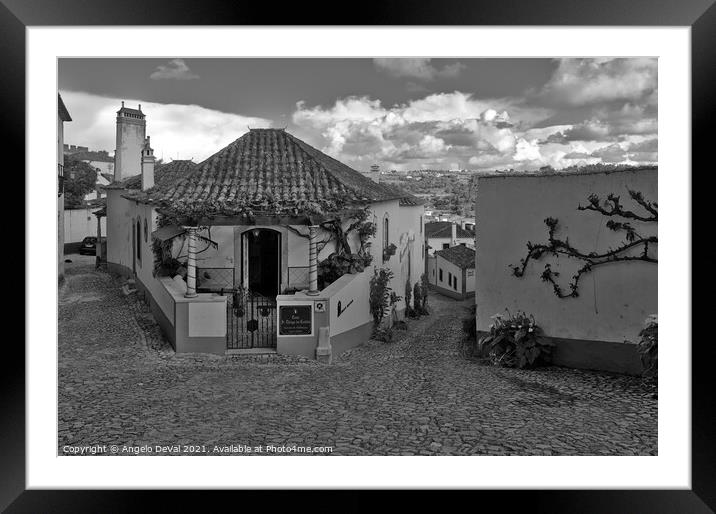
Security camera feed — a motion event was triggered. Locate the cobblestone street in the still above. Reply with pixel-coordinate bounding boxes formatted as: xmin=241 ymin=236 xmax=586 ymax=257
xmin=58 ymin=260 xmax=657 ymax=456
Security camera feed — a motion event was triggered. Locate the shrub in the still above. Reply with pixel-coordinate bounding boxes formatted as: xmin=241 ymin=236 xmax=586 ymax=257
xmin=477 ymin=310 xmax=554 ymax=368
xmin=462 ymin=304 xmax=477 ymax=342
xmin=404 ymin=279 xmax=414 ymax=317
xmin=637 ymin=314 xmax=658 ymax=377
xmin=369 ymin=268 xmax=395 ymax=328
xmin=420 ymin=273 xmax=430 ymax=313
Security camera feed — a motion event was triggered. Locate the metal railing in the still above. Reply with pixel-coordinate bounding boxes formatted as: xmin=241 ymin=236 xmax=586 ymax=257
xmin=224 ymin=288 xmax=277 ymax=350
xmin=288 ymin=266 xmax=310 ymax=289
xmin=196 ymin=267 xmax=235 ymax=291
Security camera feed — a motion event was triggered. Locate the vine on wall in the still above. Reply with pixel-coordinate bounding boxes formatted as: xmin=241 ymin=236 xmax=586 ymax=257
xmin=510 ymin=189 xmax=657 ymax=299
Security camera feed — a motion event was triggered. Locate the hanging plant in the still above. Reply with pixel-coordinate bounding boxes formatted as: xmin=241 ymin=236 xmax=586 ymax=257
xmin=382 ymin=243 xmax=397 ymax=263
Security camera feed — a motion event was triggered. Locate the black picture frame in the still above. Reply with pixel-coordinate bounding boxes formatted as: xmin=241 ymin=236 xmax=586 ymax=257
xmin=3 ymin=0 xmax=712 ymax=511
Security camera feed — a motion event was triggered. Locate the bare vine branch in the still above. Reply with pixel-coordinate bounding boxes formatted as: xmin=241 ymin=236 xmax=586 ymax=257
xmin=511 ymin=190 xmax=657 ymax=298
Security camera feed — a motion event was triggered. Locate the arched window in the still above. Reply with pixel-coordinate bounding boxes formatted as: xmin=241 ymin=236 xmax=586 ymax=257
xmin=383 ymin=214 xmax=389 ymax=253
xmin=136 ymin=218 xmax=142 ymax=262
xmin=144 ymin=218 xmax=148 ymax=242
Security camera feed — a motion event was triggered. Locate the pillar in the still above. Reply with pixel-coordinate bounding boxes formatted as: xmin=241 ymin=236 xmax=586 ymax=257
xmin=184 ymin=226 xmax=198 ymax=298
xmin=307 ymin=224 xmax=319 ymax=295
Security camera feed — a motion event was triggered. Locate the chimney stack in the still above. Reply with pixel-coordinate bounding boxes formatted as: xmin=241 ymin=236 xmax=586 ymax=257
xmin=451 ymin=222 xmax=457 ymax=245
xmin=141 ymin=136 xmax=155 ymax=190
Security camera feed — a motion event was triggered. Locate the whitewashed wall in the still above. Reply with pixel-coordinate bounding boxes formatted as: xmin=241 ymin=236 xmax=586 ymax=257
xmin=475 ymin=168 xmax=657 ymax=343
xmin=64 ymin=208 xmax=106 ymax=243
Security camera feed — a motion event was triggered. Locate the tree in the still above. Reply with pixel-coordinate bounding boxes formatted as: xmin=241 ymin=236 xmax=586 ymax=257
xmin=63 ymin=156 xmax=98 ymax=208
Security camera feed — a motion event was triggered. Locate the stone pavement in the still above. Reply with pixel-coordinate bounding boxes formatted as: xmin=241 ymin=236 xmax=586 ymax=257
xmin=58 ymin=262 xmax=657 ymax=456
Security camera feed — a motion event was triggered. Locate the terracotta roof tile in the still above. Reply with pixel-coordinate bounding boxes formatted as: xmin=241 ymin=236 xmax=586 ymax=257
xmin=425 ymin=221 xmax=474 ymax=238
xmin=118 ymin=159 xmax=197 ymax=190
xmin=435 ymin=244 xmax=476 ymax=269
xmin=130 ymin=129 xmax=419 ymax=215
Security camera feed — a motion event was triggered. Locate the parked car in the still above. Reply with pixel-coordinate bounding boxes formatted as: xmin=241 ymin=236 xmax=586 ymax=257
xmin=79 ymin=236 xmax=98 ymax=255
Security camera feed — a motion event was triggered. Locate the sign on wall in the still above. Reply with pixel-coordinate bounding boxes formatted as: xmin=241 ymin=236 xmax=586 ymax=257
xmin=278 ymin=305 xmax=313 ymax=336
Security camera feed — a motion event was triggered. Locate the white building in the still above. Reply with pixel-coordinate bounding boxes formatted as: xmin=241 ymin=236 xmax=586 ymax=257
xmin=424 ymin=221 xmax=475 ymax=256
xmin=58 ymin=94 xmax=72 ymax=282
xmin=106 ymin=112 xmax=424 ymax=359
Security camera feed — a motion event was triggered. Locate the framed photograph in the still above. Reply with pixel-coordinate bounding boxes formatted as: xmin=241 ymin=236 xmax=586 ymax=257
xmin=6 ymin=0 xmax=712 ymax=510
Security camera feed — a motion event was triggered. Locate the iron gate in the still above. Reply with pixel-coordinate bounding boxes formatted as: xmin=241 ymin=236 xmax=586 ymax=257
xmin=223 ymin=288 xmax=277 ymax=350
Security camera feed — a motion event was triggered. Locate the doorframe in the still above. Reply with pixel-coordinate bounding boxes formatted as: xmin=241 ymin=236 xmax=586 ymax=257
xmin=238 ymin=227 xmax=284 ymax=296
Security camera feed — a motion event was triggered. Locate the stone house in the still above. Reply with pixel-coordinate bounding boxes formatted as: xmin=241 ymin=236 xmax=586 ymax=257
xmin=106 ymin=108 xmax=424 ymax=359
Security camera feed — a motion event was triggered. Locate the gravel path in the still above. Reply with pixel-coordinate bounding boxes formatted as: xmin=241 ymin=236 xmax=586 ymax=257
xmin=58 ymin=262 xmax=657 ymax=456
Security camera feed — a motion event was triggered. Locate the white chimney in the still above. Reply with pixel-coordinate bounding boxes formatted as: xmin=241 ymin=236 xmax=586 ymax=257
xmin=451 ymin=222 xmax=457 ymax=245
xmin=141 ymin=136 xmax=155 ymax=191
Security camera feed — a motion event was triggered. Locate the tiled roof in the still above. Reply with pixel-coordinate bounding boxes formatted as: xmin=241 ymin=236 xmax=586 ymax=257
xmin=435 ymin=244 xmax=476 ymax=269
xmin=130 ymin=129 xmax=418 ymax=215
xmin=117 ymin=160 xmax=197 ymax=190
xmin=58 ymin=94 xmax=72 ymax=122
xmin=425 ymin=221 xmax=474 ymax=239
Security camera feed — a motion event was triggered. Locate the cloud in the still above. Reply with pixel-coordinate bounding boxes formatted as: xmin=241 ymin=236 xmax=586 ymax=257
xmin=292 ymin=87 xmax=657 ymax=172
xmin=150 ymin=59 xmax=199 ymax=80
xmin=373 ymin=58 xmax=466 ymax=81
xmin=541 ymin=58 xmax=657 ymax=106
xmin=59 ymin=91 xmax=271 ymax=163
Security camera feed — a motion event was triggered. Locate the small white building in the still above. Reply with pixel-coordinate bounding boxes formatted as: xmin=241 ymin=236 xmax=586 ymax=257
xmin=424 ymin=221 xmax=475 ymax=256
xmin=427 ymin=245 xmax=475 ymax=300
xmin=106 ymin=111 xmax=424 ymax=359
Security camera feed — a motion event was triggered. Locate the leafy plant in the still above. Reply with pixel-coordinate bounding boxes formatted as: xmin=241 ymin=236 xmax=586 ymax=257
xmin=369 ymin=268 xmax=395 ymax=328
xmin=404 ymin=279 xmax=414 ymax=318
xmin=637 ymin=314 xmax=658 ymax=377
xmin=477 ymin=310 xmax=554 ymax=369
xmin=412 ymin=281 xmax=423 ymax=315
xmin=462 ymin=304 xmax=477 ymax=341
xmin=63 ymin=156 xmax=99 ymax=208
xmin=420 ymin=273 xmax=430 ymax=313
xmin=382 ymin=243 xmax=397 ymax=263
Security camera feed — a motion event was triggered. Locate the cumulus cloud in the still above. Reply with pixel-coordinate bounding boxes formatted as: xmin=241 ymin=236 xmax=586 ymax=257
xmin=541 ymin=57 xmax=657 ymax=106
xmin=292 ymin=84 xmax=657 ymax=172
xmin=150 ymin=59 xmax=199 ymax=80
xmin=373 ymin=58 xmax=466 ymax=81
xmin=292 ymin=92 xmax=541 ymax=169
xmin=60 ymin=91 xmax=271 ymax=162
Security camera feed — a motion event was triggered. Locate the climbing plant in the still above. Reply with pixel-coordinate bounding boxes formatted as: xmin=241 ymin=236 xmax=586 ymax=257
xmin=510 ymin=189 xmax=657 ymax=299
xmin=286 ymin=207 xmax=376 ymax=289
xmin=151 ymin=215 xmax=218 ymax=277
xmin=369 ymin=268 xmax=397 ymax=328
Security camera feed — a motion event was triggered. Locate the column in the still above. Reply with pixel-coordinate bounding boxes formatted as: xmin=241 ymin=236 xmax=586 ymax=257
xmin=184 ymin=226 xmax=198 ymax=298
xmin=307 ymin=224 xmax=319 ymax=295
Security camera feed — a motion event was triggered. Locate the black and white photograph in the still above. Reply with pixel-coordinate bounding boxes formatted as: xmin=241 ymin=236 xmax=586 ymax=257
xmin=56 ymin=56 xmax=659 ymax=458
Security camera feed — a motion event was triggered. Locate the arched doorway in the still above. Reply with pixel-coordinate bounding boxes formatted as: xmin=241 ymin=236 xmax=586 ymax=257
xmin=242 ymin=228 xmax=281 ymax=297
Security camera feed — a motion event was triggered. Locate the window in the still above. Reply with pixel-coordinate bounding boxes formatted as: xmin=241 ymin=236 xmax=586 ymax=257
xmin=136 ymin=218 xmax=142 ymax=262
xmin=442 ymin=243 xmax=450 ymax=249
xmin=453 ymin=276 xmax=458 ymax=290
xmin=419 ymin=216 xmax=423 ymax=234
xmin=448 ymin=271 xmax=452 ymax=285
xmin=383 ymin=215 xmax=389 ymax=252
xmin=460 ymin=242 xmax=466 ymax=246
xmin=439 ymin=269 xmax=443 ymax=281
xmin=144 ymin=218 xmax=148 ymax=242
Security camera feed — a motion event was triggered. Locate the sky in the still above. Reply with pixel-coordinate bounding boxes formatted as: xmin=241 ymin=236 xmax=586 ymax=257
xmin=58 ymin=57 xmax=657 ymax=172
